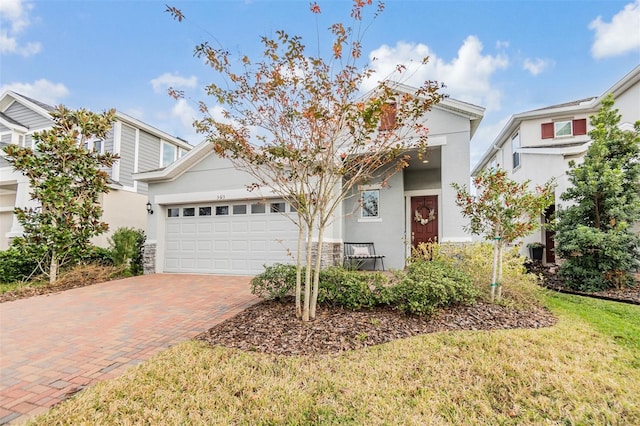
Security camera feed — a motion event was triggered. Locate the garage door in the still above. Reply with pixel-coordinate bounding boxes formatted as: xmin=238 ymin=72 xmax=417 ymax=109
xmin=164 ymin=200 xmax=299 ymax=275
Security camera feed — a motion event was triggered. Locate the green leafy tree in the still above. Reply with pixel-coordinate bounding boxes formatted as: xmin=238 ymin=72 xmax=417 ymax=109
xmin=453 ymin=169 xmax=554 ymax=301
xmin=555 ymin=95 xmax=640 ymax=291
xmin=3 ymin=106 xmax=118 ymax=284
xmin=167 ymin=1 xmax=444 ymax=321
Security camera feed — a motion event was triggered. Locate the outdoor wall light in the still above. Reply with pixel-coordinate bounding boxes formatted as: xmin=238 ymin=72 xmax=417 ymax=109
xmin=146 ymin=201 xmax=154 ymax=215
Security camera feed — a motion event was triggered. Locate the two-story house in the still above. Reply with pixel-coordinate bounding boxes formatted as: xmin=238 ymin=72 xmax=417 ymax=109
xmin=0 ymin=91 xmax=193 ymax=250
xmin=135 ymin=87 xmax=485 ymax=275
xmin=472 ymin=65 xmax=640 ymax=263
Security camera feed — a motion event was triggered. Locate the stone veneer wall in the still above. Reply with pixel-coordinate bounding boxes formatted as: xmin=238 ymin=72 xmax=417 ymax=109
xmin=311 ymin=241 xmax=342 ymax=268
xmin=143 ymin=242 xmax=156 ymax=275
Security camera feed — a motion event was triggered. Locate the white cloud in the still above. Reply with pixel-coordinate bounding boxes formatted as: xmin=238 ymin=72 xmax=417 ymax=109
xmin=522 ymin=58 xmax=553 ymax=76
xmin=363 ymin=36 xmax=509 ymax=110
xmin=171 ymin=98 xmax=198 ymax=129
xmin=0 ymin=0 xmax=41 ymax=57
xmin=150 ymin=72 xmax=198 ymax=94
xmin=589 ymin=0 xmax=640 ymax=59
xmin=0 ymin=79 xmax=69 ymax=105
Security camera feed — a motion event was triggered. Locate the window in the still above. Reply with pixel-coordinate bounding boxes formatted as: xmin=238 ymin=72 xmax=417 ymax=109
xmin=511 ymin=132 xmax=520 ymax=170
xmin=168 ymin=208 xmax=180 ymax=217
xmin=251 ymin=203 xmax=266 ymax=214
xmin=183 ymin=207 xmax=195 ymax=217
xmin=161 ymin=142 xmax=177 ymax=167
xmin=233 ymin=204 xmax=247 ymax=215
xmin=215 ymin=206 xmax=229 ymax=216
xmin=270 ymin=202 xmax=285 ymax=213
xmin=555 ymin=120 xmax=572 ymax=137
xmin=361 ymin=190 xmax=379 ymax=218
xmin=541 ymin=119 xmax=587 ymax=139
xmin=199 ymin=207 xmax=212 ymax=216
xmin=84 ymin=138 xmax=103 ymax=153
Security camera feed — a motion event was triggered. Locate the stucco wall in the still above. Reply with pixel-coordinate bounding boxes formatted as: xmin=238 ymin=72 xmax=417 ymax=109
xmin=343 ymin=171 xmax=406 ymax=270
xmin=91 ymin=190 xmax=148 ymax=248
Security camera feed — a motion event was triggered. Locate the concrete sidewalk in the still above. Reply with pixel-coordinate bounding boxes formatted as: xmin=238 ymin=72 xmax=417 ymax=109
xmin=0 ymin=274 xmax=258 ymax=424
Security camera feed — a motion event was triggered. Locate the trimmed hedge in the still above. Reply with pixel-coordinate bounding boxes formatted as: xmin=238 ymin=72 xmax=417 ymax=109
xmin=251 ymin=260 xmax=478 ymax=316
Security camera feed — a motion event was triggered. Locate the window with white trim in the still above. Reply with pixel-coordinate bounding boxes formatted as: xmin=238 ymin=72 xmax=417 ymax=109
xmin=161 ymin=142 xmax=177 ymax=167
xmin=541 ymin=119 xmax=587 ymax=139
xmin=361 ymin=190 xmax=380 ymax=218
xmin=511 ymin=132 xmax=520 ymax=170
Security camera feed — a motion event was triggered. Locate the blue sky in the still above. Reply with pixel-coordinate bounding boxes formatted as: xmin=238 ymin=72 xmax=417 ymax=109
xmin=1 ymin=0 xmax=639 ymax=167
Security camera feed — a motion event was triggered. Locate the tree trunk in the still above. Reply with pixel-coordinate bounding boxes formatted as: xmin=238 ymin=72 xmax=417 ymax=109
xmin=49 ymin=252 xmax=58 ymax=285
xmin=309 ymin=225 xmax=326 ymax=320
xmin=295 ymin=222 xmax=304 ymax=319
xmin=496 ymin=241 xmax=503 ymax=301
xmin=490 ymin=237 xmax=500 ymax=302
xmin=302 ymin=224 xmax=314 ymax=322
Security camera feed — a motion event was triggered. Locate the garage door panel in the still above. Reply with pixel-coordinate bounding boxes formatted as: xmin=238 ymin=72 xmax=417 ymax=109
xmin=181 ymin=223 xmax=197 ymax=234
xmin=231 ymin=240 xmax=247 ymax=251
xmin=215 ymin=240 xmax=230 ymax=251
xmin=198 ymin=223 xmax=213 ymax=233
xmin=197 ymin=240 xmax=212 ymax=251
xmin=181 ymin=240 xmax=196 ymax=251
xmin=215 ymin=223 xmax=230 ymax=232
xmin=232 ymin=221 xmax=249 ymax=232
xmin=250 ymin=221 xmax=266 ymax=232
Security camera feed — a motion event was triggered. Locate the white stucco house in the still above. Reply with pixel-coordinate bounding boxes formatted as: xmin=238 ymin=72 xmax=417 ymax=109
xmin=0 ymin=91 xmax=193 ymax=250
xmin=472 ymin=65 xmax=640 ymax=264
xmin=135 ymin=91 xmax=485 ymax=275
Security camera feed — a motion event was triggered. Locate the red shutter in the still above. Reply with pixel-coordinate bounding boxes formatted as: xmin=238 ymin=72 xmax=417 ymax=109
xmin=379 ymin=102 xmax=397 ymax=131
xmin=573 ymin=118 xmax=587 ymax=135
xmin=541 ymin=123 xmax=554 ymax=139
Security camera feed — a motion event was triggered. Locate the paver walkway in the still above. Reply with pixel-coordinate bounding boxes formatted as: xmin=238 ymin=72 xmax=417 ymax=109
xmin=0 ymin=274 xmax=258 ymax=425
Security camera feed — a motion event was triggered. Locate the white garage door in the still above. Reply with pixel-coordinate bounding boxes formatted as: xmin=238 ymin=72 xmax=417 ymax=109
xmin=164 ymin=200 xmax=299 ymax=275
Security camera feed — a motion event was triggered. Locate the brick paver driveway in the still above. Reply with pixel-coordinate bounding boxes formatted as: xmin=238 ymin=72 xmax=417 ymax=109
xmin=0 ymin=274 xmax=258 ymax=424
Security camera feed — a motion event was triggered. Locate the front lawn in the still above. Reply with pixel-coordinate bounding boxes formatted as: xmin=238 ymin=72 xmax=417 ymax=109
xmin=30 ymin=292 xmax=640 ymax=425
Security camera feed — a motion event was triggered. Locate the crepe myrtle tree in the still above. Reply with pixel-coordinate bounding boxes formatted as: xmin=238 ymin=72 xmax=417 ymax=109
xmin=3 ymin=106 xmax=118 ymax=284
xmin=555 ymin=95 xmax=640 ymax=291
xmin=167 ymin=1 xmax=444 ymax=321
xmin=453 ymin=169 xmax=555 ymax=302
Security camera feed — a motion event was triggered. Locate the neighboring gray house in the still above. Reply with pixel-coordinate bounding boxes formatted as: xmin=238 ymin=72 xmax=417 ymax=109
xmin=136 ymin=90 xmax=485 ymax=275
xmin=472 ymin=65 xmax=640 ymax=264
xmin=0 ymin=91 xmax=193 ymax=250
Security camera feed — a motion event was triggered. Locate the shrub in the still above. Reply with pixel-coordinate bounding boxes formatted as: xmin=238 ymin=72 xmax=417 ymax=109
xmin=108 ymin=227 xmax=146 ymax=276
xmin=250 ymin=263 xmax=298 ymax=300
xmin=80 ymin=246 xmax=114 ymax=266
xmin=393 ymin=259 xmax=478 ymax=316
xmin=318 ymin=267 xmax=390 ymax=310
xmin=423 ymin=242 xmax=543 ymax=308
xmin=0 ymin=248 xmax=39 ymax=284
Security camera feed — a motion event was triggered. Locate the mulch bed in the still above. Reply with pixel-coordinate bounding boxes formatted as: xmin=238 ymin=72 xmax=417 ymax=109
xmin=197 ymin=298 xmax=557 ymax=356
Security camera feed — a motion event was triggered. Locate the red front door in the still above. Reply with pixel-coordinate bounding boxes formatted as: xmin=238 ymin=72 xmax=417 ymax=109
xmin=411 ymin=196 xmax=438 ymax=247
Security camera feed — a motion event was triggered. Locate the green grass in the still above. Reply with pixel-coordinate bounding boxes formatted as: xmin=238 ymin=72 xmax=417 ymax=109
xmin=30 ymin=291 xmax=640 ymax=425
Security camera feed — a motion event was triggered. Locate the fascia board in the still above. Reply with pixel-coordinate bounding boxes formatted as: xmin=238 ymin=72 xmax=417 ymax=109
xmin=134 ymin=140 xmax=214 ymax=182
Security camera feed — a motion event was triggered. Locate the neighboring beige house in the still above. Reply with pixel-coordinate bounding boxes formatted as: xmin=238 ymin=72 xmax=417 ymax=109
xmin=472 ymin=65 xmax=640 ymax=264
xmin=0 ymin=91 xmax=193 ymax=250
xmin=135 ymin=87 xmax=485 ymax=275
